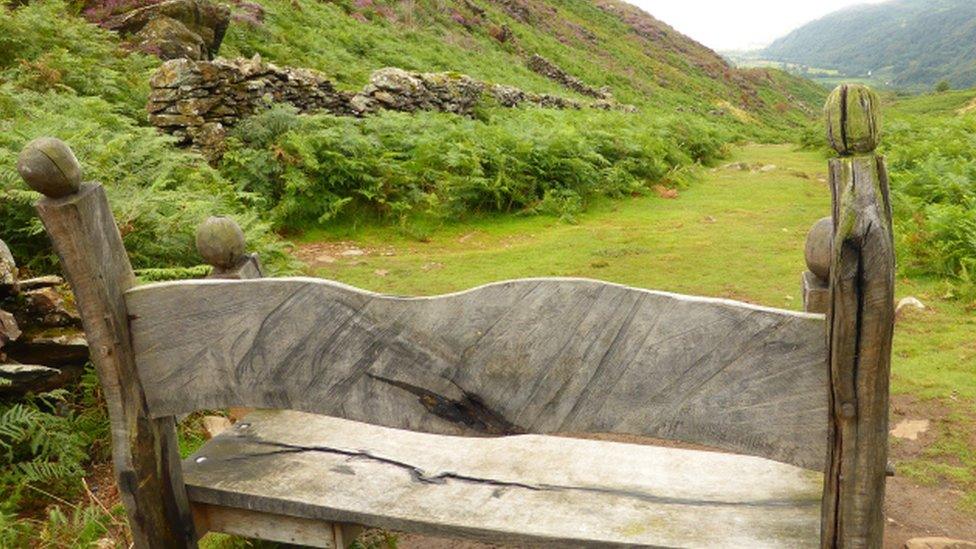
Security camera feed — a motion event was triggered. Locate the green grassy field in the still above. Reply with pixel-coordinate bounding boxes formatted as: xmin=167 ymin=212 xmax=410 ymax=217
xmin=301 ymin=143 xmax=976 ymax=516
xmin=885 ymin=88 xmax=976 ymax=118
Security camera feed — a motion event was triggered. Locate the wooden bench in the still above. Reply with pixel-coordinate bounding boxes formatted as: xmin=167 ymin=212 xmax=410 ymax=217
xmin=15 ymin=84 xmax=894 ymax=548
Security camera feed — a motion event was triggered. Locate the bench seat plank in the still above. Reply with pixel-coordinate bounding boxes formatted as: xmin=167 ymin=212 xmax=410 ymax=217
xmin=184 ymin=410 xmax=822 ymax=548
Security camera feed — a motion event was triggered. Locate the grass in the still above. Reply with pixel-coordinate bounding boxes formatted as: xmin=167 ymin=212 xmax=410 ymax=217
xmin=885 ymin=88 xmax=976 ymax=117
xmin=303 ymin=143 xmax=976 ymax=513
xmin=303 ymin=144 xmax=827 ymax=303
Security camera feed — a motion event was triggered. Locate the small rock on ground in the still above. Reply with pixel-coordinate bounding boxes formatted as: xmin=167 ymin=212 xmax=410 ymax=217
xmin=890 ymin=419 xmax=930 ymax=441
xmin=897 ymin=296 xmax=926 ymax=318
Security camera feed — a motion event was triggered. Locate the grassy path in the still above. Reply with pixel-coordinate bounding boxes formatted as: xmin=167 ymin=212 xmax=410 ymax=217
xmin=297 ymin=144 xmax=976 ymax=544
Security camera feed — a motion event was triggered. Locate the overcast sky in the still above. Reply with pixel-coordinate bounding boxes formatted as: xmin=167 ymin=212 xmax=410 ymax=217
xmin=631 ymin=0 xmax=889 ymax=51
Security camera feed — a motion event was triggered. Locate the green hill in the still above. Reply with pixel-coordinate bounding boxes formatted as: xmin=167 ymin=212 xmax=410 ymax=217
xmin=215 ymin=0 xmax=826 ymax=133
xmin=761 ymin=0 xmax=976 ymax=90
xmin=0 ymin=0 xmax=824 ymax=275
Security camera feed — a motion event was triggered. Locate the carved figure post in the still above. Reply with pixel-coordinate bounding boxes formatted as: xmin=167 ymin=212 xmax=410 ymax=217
xmin=17 ymin=138 xmax=196 ymax=548
xmin=820 ymin=85 xmax=895 ymax=548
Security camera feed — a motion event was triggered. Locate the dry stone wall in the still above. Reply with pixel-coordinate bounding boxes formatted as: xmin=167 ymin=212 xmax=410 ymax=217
xmin=526 ymin=54 xmax=610 ymax=99
xmin=147 ymin=57 xmax=634 ymax=156
xmin=355 ymin=68 xmax=592 ymax=113
xmin=148 ymin=56 xmax=355 ymax=153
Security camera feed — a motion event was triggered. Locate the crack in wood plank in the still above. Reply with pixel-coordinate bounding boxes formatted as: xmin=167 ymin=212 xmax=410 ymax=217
xmin=213 ymin=435 xmax=821 ymax=509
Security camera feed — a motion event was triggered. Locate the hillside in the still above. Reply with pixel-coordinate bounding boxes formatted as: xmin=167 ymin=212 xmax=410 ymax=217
xmin=0 ymin=0 xmax=825 ymax=271
xmin=2 ymin=0 xmax=828 ymax=542
xmin=218 ymin=0 xmax=824 ymax=133
xmin=761 ymin=0 xmax=976 ymax=90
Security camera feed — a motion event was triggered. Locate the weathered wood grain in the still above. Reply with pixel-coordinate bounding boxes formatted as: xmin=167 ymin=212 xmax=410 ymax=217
xmin=17 ymin=137 xmax=82 ymax=198
xmin=196 ymin=215 xmax=264 ymax=280
xmin=803 ymin=271 xmax=830 ymax=314
xmin=33 ymin=183 xmax=194 ymax=547
xmin=184 ymin=410 xmax=823 ymax=548
xmin=191 ymin=503 xmax=362 ymax=547
xmin=819 ymin=155 xmax=895 ymax=548
xmin=825 ymin=84 xmax=881 ymax=156
xmin=127 ymin=277 xmax=828 ymax=469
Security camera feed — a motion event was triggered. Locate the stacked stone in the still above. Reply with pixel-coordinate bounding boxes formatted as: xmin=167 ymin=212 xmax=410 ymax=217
xmin=487 ymin=84 xmax=527 ymax=107
xmin=146 ymin=60 xmax=636 ymax=157
xmin=526 ymin=54 xmax=611 ymax=100
xmin=497 ymin=83 xmax=597 ymax=109
xmin=147 ymin=56 xmax=354 ymax=155
xmin=1 ymin=232 xmax=88 ymax=395
xmin=353 ymin=68 xmax=487 ymax=115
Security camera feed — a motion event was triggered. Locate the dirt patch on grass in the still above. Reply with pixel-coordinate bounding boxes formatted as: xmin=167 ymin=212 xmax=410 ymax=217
xmin=886 ymin=477 xmax=976 ymax=547
xmin=886 ymin=394 xmax=976 ymax=546
xmin=295 ymin=241 xmax=397 ymax=270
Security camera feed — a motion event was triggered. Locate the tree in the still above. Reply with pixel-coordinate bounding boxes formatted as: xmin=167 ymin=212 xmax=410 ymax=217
xmin=935 ymin=80 xmax=951 ymax=93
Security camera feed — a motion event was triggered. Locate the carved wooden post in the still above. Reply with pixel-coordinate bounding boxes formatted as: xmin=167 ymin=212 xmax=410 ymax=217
xmin=196 ymin=216 xmax=263 ymax=280
xmin=196 ymin=216 xmax=260 ymax=428
xmin=17 ymin=138 xmax=196 ymax=548
xmin=820 ymin=85 xmax=895 ymax=548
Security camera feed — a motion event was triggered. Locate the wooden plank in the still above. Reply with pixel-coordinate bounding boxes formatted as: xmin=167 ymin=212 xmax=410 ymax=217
xmin=820 ymin=155 xmax=894 ymax=548
xmin=192 ymin=502 xmax=362 ymax=547
xmin=184 ymin=410 xmax=823 ymax=548
xmin=31 ymin=181 xmax=195 ymax=546
xmin=127 ymin=277 xmax=828 ymax=469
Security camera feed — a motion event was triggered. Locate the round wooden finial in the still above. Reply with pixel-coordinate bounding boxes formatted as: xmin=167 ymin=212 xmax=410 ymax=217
xmin=196 ymin=216 xmax=246 ymax=269
xmin=16 ymin=137 xmax=83 ymax=198
xmin=825 ymin=84 xmax=881 ymax=155
xmin=805 ymin=217 xmax=833 ymax=281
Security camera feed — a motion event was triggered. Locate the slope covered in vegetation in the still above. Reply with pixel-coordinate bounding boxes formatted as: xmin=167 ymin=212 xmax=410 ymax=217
xmin=796 ymin=88 xmax=976 ymax=297
xmin=762 ymin=0 xmax=976 ymax=91
xmin=0 ymin=0 xmax=824 ymax=271
xmin=883 ymin=90 xmax=976 ymax=291
xmin=0 ymin=2 xmax=825 ymax=539
xmin=216 ymin=0 xmax=824 ymax=133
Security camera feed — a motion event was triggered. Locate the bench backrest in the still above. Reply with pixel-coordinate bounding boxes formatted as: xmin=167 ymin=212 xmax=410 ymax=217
xmin=125 ymin=276 xmax=829 ymax=469
xmin=17 ymin=84 xmax=894 ymax=548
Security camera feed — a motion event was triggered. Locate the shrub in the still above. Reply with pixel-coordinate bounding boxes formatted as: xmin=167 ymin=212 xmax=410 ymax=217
xmin=0 ymin=86 xmax=296 ymax=275
xmin=220 ymin=107 xmax=726 ymax=230
xmin=0 ymin=2 xmax=296 ymax=276
xmin=0 ymin=367 xmax=107 ymax=515
xmin=935 ymin=80 xmax=952 ymax=93
xmin=883 ymin=114 xmax=976 ymax=288
xmin=0 ymin=0 xmax=158 ymax=119
xmin=797 ymin=97 xmax=976 ymax=294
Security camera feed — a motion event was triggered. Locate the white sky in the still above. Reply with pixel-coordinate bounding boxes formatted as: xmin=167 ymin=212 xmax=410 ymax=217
xmin=631 ymin=0 xmax=889 ymax=51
